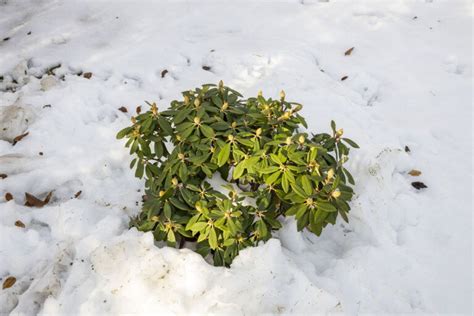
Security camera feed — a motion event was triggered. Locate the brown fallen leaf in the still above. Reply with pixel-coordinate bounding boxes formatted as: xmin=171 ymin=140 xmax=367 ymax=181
xmin=24 ymin=191 xmax=53 ymax=207
xmin=5 ymin=192 xmax=13 ymax=201
xmin=118 ymin=106 xmax=128 ymax=113
xmin=74 ymin=190 xmax=82 ymax=198
xmin=161 ymin=69 xmax=168 ymax=78
xmin=408 ymin=169 xmax=422 ymax=176
xmin=341 ymin=75 xmax=348 ymax=81
xmin=136 ymin=106 xmax=142 ymax=114
xmin=2 ymin=276 xmax=16 ymax=290
xmin=0 ymin=174 xmax=7 ymax=179
xmin=14 ymin=220 xmax=25 ymax=228
xmin=12 ymin=132 xmax=29 ymax=145
xmin=405 ymin=145 xmax=411 ymax=153
xmin=344 ymin=47 xmax=355 ymax=56
xmin=83 ymin=72 xmax=92 ymax=79
xmin=202 ymin=65 xmax=211 ymax=71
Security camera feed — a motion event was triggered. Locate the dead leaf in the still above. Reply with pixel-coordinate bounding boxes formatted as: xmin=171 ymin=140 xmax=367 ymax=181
xmin=5 ymin=192 xmax=13 ymax=201
xmin=74 ymin=190 xmax=82 ymax=198
xmin=14 ymin=220 xmax=25 ymax=228
xmin=136 ymin=106 xmax=141 ymax=114
xmin=405 ymin=145 xmax=411 ymax=153
xmin=161 ymin=69 xmax=168 ymax=78
xmin=341 ymin=75 xmax=348 ymax=81
xmin=2 ymin=276 xmax=16 ymax=289
xmin=344 ymin=47 xmax=355 ymax=56
xmin=408 ymin=169 xmax=422 ymax=176
xmin=24 ymin=191 xmax=53 ymax=207
xmin=412 ymin=182 xmax=427 ymax=190
xmin=0 ymin=174 xmax=7 ymax=179
xmin=118 ymin=106 xmax=128 ymax=113
xmin=83 ymin=72 xmax=92 ymax=79
xmin=202 ymin=65 xmax=211 ymax=71
xmin=12 ymin=132 xmax=29 ymax=145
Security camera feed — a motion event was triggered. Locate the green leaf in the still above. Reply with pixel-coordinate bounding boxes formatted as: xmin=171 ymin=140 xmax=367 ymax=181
xmin=316 ymin=201 xmax=337 ymax=212
xmin=190 ymin=222 xmax=207 ymax=232
xmin=174 ymin=108 xmax=193 ymax=124
xmin=164 ymin=202 xmax=172 ymax=218
xmin=209 ymin=228 xmax=218 ymax=250
xmin=232 ymin=161 xmax=246 ymax=179
xmin=217 ymin=143 xmax=231 ymax=167
xmin=200 ymin=125 xmax=215 ymax=138
xmin=286 ymin=204 xmax=306 ymax=216
xmin=135 ymin=161 xmax=144 ymax=178
xmin=281 ymin=172 xmax=289 ymax=192
xmin=167 ymin=230 xmax=176 ymax=243
xmin=301 ymin=175 xmax=312 ymax=195
xmin=158 ymin=117 xmax=173 ymax=135
xmin=342 ymin=138 xmax=359 ymax=148
xmin=116 ymin=127 xmax=132 ymax=139
xmin=265 ymin=171 xmax=281 ymax=185
xmin=259 ymin=166 xmax=279 ymax=174
xmin=290 ymin=183 xmax=307 ymax=198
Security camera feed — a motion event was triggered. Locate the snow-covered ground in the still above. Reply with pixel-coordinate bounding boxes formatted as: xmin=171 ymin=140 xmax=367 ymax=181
xmin=0 ymin=0 xmax=472 ymax=314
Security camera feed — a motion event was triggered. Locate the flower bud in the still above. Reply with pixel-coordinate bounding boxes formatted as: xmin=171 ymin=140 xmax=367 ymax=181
xmin=219 ymin=80 xmax=224 ymax=89
xmin=327 ymin=168 xmax=335 ymax=179
xmin=231 ymin=122 xmax=237 ymax=128
xmin=171 ymin=178 xmax=178 ymax=186
xmin=228 ymin=134 xmax=234 ymax=142
xmin=331 ymin=190 xmax=341 ymax=198
xmin=178 ymin=153 xmax=185 ymax=160
xmin=280 ymin=90 xmax=286 ymax=100
xmin=336 ymin=128 xmax=344 ymax=137
xmin=194 ymin=98 xmax=200 ymax=107
xmin=222 ymin=102 xmax=228 ymax=110
xmin=184 ymin=95 xmax=190 ymax=105
xmin=193 ymin=117 xmax=201 ymax=125
xmin=256 ymin=128 xmax=262 ymax=136
xmin=298 ymin=135 xmax=305 ymax=144
xmin=159 ymin=190 xmax=165 ymax=197
xmin=285 ymin=137 xmax=292 ymax=145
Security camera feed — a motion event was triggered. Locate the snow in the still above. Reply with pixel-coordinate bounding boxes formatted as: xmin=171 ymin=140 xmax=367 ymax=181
xmin=0 ymin=0 xmax=472 ymax=314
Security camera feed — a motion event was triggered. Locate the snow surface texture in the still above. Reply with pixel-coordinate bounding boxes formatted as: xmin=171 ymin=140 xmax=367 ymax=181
xmin=0 ymin=0 xmax=472 ymax=314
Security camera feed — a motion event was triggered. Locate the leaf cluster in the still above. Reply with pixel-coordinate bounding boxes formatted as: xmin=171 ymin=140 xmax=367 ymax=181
xmin=118 ymin=82 xmax=358 ymax=266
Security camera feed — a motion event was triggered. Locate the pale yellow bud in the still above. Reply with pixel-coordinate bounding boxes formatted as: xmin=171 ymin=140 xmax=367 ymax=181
xmin=285 ymin=137 xmax=292 ymax=145
xmin=222 ymin=102 xmax=228 ymax=110
xmin=256 ymin=128 xmax=262 ymax=136
xmin=331 ymin=190 xmax=341 ymax=198
xmin=298 ymin=135 xmax=305 ymax=144
xmin=231 ymin=122 xmax=237 ymax=128
xmin=280 ymin=90 xmax=286 ymax=100
xmin=336 ymin=128 xmax=344 ymax=137
xmin=327 ymin=169 xmax=335 ymax=179
xmin=178 ymin=153 xmax=185 ymax=160
xmin=219 ymin=80 xmax=224 ymax=88
xmin=194 ymin=98 xmax=200 ymax=107
xmin=228 ymin=134 xmax=234 ymax=142
xmin=151 ymin=216 xmax=160 ymax=222
xmin=159 ymin=190 xmax=165 ymax=197
xmin=171 ymin=178 xmax=178 ymax=186
xmin=193 ymin=117 xmax=201 ymax=125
